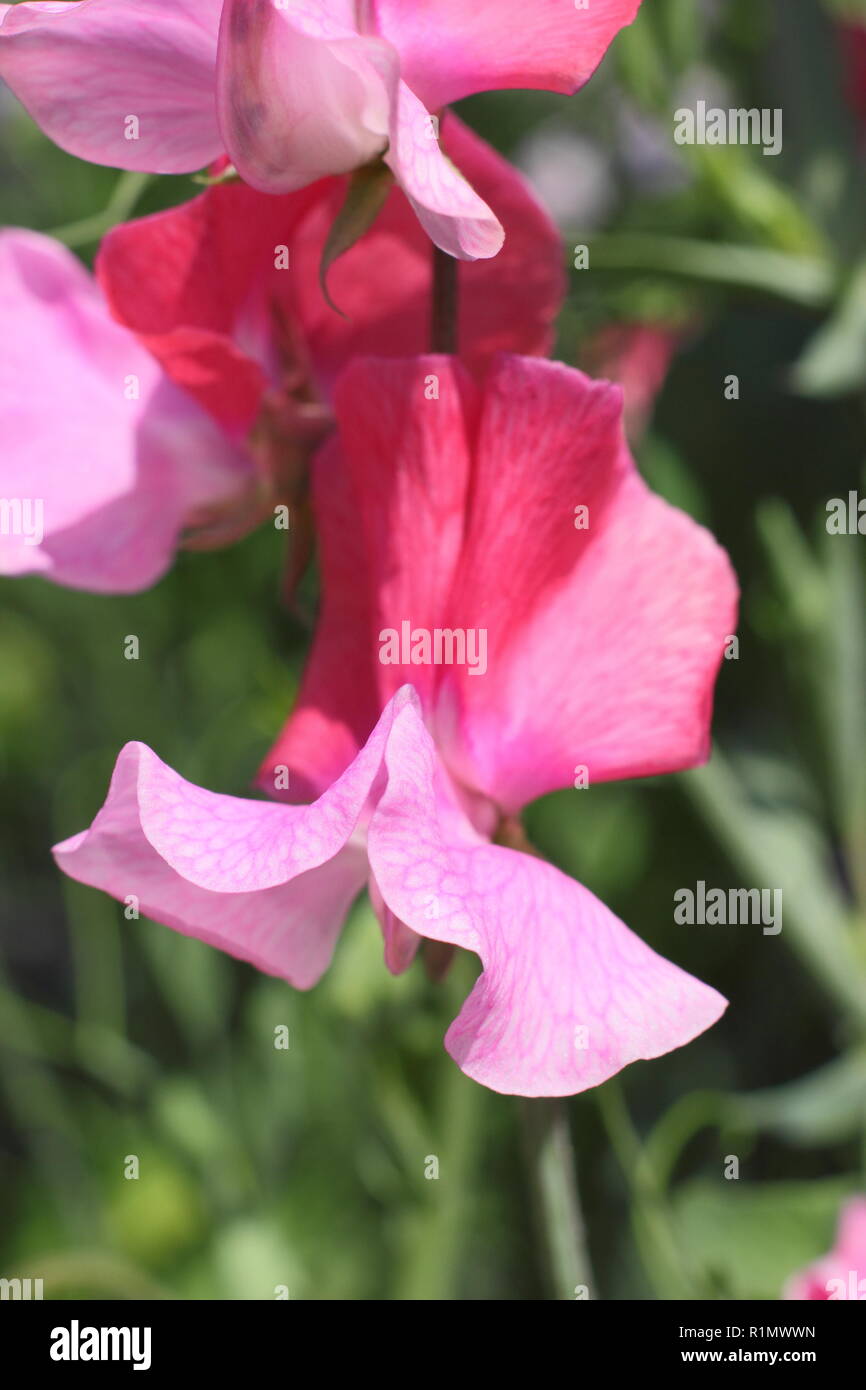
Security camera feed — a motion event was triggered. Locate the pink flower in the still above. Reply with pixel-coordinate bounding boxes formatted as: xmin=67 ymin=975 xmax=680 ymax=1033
xmin=54 ymin=354 xmax=738 ymax=1096
xmin=583 ymin=321 xmax=684 ymax=444
xmin=0 ymin=0 xmax=643 ymax=256
xmin=0 ymin=228 xmax=252 ymax=592
xmin=96 ymin=116 xmax=565 ymax=437
xmin=784 ymin=1196 xmax=866 ymax=1301
xmin=2 ymin=121 xmax=562 ymax=592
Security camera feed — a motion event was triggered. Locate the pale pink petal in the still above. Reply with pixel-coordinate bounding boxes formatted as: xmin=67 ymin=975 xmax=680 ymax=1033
xmin=385 ymin=80 xmax=503 ymax=259
xmin=0 ymin=0 xmax=223 ymax=172
xmin=0 ymin=229 xmax=249 ymax=592
xmin=53 ymin=690 xmax=422 ymax=988
xmin=440 ymin=356 xmax=739 ymax=809
xmin=375 ymin=0 xmax=643 ymax=108
xmin=369 ymin=698 xmax=727 ymax=1097
xmin=217 ymin=0 xmax=392 ymax=192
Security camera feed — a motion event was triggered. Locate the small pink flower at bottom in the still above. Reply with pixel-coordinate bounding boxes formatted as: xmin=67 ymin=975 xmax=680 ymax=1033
xmin=783 ymin=1196 xmax=866 ymax=1300
xmin=54 ymin=354 xmax=738 ymax=1097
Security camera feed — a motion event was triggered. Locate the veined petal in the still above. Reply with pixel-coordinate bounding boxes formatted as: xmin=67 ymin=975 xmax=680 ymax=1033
xmin=369 ymin=698 xmax=727 ymax=1097
xmin=53 ymin=688 xmax=424 ymax=988
xmin=385 ymin=80 xmax=503 ymax=259
xmin=0 ymin=0 xmax=223 ymax=172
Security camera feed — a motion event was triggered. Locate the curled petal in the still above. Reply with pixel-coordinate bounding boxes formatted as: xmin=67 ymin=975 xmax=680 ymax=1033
xmin=53 ymin=689 xmax=420 ymax=987
xmin=369 ymin=699 xmax=727 ymax=1097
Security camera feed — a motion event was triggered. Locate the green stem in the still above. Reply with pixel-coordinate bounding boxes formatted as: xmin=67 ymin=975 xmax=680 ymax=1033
xmin=48 ymin=170 xmax=152 ymax=249
xmin=431 ymin=243 xmax=459 ymax=354
xmin=597 ymin=1081 xmax=702 ymax=1300
xmin=570 ymin=231 xmax=834 ymax=309
xmin=522 ymin=1099 xmax=594 ymax=1300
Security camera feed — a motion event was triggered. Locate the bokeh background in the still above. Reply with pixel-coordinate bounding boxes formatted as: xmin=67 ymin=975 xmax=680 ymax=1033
xmin=2 ymin=0 xmax=866 ymax=1300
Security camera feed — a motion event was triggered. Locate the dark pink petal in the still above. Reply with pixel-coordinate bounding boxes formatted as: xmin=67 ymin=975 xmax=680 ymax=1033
xmin=258 ymin=358 xmax=477 ymax=800
xmin=257 ymin=434 xmax=382 ymax=803
xmin=369 ymin=697 xmax=727 ymax=1097
xmin=0 ymin=0 xmax=223 ymax=172
xmin=97 ymin=176 xmax=324 ymax=434
xmin=375 ymin=0 xmax=643 ymax=108
xmin=441 ymin=355 xmax=739 ymax=808
xmin=53 ymin=690 xmax=423 ymax=988
xmin=298 ymin=354 xmax=737 ymax=813
xmin=0 ymin=229 xmax=248 ymax=592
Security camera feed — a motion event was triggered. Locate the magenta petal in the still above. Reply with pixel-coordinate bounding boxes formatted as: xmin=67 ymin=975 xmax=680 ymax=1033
xmin=376 ymin=0 xmax=643 ymax=108
xmin=53 ymin=691 xmax=421 ymax=987
xmin=217 ymin=0 xmax=392 ymax=193
xmin=369 ymin=699 xmax=727 ymax=1097
xmin=444 ymin=356 xmax=739 ymax=808
xmin=0 ymin=0 xmax=223 ymax=172
xmin=0 ymin=229 xmax=247 ymax=593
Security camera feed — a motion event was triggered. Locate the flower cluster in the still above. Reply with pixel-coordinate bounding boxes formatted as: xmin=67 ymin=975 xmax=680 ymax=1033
xmin=0 ymin=0 xmax=740 ymax=1097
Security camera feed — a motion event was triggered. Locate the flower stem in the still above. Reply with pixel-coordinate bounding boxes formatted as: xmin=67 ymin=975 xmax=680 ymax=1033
xmin=522 ymin=1098 xmax=594 ymax=1300
xmin=431 ymin=244 xmax=459 ymax=354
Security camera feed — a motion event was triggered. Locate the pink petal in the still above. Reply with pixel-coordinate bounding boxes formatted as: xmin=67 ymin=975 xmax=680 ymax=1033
xmin=384 ymin=79 xmax=503 ymax=259
xmin=375 ymin=0 xmax=643 ymax=108
xmin=369 ymin=697 xmax=727 ymax=1097
xmin=441 ymin=355 xmax=739 ymax=809
xmin=53 ymin=690 xmax=422 ymax=988
xmin=0 ymin=229 xmax=249 ymax=592
xmin=96 ymin=174 xmax=324 ymax=435
xmin=217 ymin=0 xmax=392 ymax=193
xmin=0 ymin=0 xmax=223 ymax=172
xmin=289 ymin=354 xmax=737 ymax=812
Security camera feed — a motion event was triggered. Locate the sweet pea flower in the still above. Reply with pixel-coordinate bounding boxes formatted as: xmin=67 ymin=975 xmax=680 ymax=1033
xmin=2 ymin=121 xmax=562 ymax=592
xmin=55 ymin=353 xmax=738 ymax=1097
xmin=0 ymin=227 xmax=251 ymax=592
xmin=0 ymin=0 xmax=643 ymax=257
xmin=784 ymin=1196 xmax=866 ymax=1301
xmin=95 ymin=117 xmax=564 ymax=437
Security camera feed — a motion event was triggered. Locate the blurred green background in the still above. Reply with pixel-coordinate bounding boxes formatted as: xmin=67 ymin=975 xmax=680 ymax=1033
xmin=2 ymin=0 xmax=866 ymax=1300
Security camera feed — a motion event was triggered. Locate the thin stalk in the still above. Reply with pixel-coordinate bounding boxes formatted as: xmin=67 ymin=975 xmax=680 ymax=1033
xmin=522 ymin=1099 xmax=594 ymax=1300
xmin=597 ymin=1081 xmax=703 ymax=1300
xmin=431 ymin=244 xmax=459 ymax=354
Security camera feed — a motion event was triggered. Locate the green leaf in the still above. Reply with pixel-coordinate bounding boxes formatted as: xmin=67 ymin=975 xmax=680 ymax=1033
xmin=792 ymin=259 xmax=866 ymax=396
xmin=319 ymin=158 xmax=394 ymax=315
xmin=733 ymin=1050 xmax=866 ymax=1145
